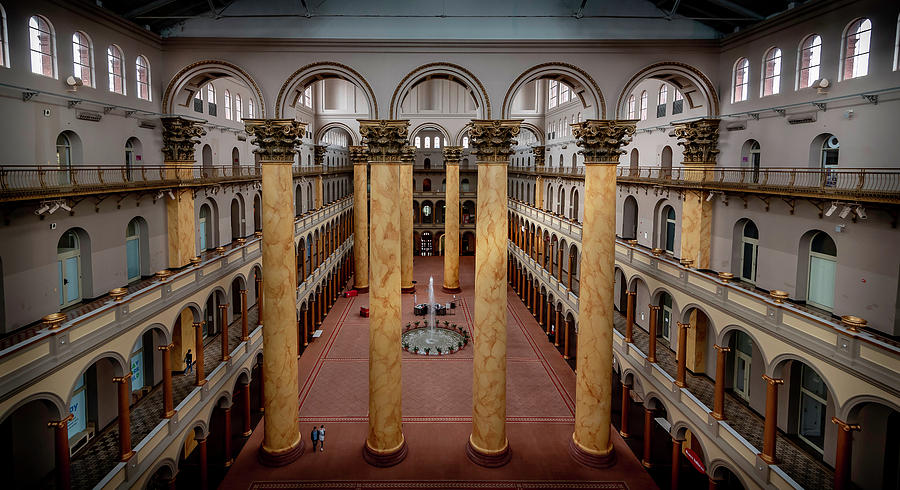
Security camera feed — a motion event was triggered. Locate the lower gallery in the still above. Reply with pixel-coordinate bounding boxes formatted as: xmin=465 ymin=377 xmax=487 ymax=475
xmin=0 ymin=1 xmax=898 ymax=490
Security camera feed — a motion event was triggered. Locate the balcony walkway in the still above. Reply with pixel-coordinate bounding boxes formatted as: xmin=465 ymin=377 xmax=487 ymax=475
xmin=69 ymin=307 xmax=259 ymax=490
xmin=611 ymin=311 xmax=834 ymax=490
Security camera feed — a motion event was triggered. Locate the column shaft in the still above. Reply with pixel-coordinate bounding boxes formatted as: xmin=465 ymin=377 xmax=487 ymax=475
xmin=625 ymin=291 xmax=636 ymax=343
xmin=223 ymin=407 xmax=233 ymax=466
xmin=241 ymin=383 xmax=253 ymax=437
xmin=648 ymin=306 xmax=659 ymax=363
xmin=442 ymin=154 xmax=461 ymax=293
xmin=400 ymin=153 xmax=415 ymax=293
xmin=642 ymin=407 xmax=654 ymax=467
xmin=114 ymin=375 xmax=134 ymax=461
xmin=671 ymin=438 xmax=682 ymax=490
xmin=620 ymin=383 xmax=631 ymax=438
xmin=50 ymin=416 xmax=73 ymax=490
xmin=676 ymin=322 xmax=690 ymax=387
xmin=832 ymin=418 xmax=860 ymax=490
xmin=193 ymin=322 xmax=206 ymax=386
xmin=220 ymin=304 xmax=230 ymax=361
xmin=760 ymin=375 xmax=783 ymax=464
xmin=159 ymin=344 xmax=175 ymax=418
xmin=351 ymin=149 xmax=369 ymax=293
xmin=712 ymin=345 xmax=730 ymax=420
xmin=197 ymin=437 xmax=208 ymax=490
xmin=240 ymin=289 xmax=249 ymax=341
xmin=255 ymin=277 xmax=263 ymax=322
xmin=554 ymin=309 xmax=561 ymax=346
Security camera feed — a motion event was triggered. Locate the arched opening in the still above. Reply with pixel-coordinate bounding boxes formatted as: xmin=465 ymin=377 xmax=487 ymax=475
xmin=421 ymin=200 xmax=434 ymax=224
xmin=203 ymin=289 xmax=227 ymax=338
xmin=392 ymin=63 xmax=488 ymax=119
xmin=616 ymin=62 xmax=719 ymax=119
xmin=622 ymin=196 xmax=638 ymax=240
xmin=67 ymin=355 xmax=127 ymax=459
xmin=56 ymin=131 xmax=83 ymax=185
xmin=503 ymin=63 xmax=606 ymax=119
xmin=199 ymin=203 xmax=214 ymax=252
xmin=775 ymin=359 xmax=834 ymax=457
xmin=731 ymin=219 xmax=759 ymax=283
xmin=570 ymin=188 xmax=579 ymax=221
xmin=462 ymin=231 xmax=476 ymax=255
xmin=253 ymin=193 xmax=262 ymax=232
xmin=423 ymin=178 xmax=432 ymax=192
xmin=661 ymin=145 xmax=673 ymax=178
xmin=230 ymin=196 xmax=244 ymax=241
xmin=461 ymin=178 xmax=471 ymax=193
xmin=657 ymin=291 xmax=675 ymax=345
xmin=1 ymin=397 xmax=64 ymax=487
xmin=124 ymin=137 xmax=142 ymax=181
xmin=682 ymin=307 xmax=709 ymax=374
xmin=711 ymin=465 xmax=747 ymax=490
xmin=275 ymin=62 xmax=376 ymax=119
xmin=125 ymin=217 xmax=149 ymax=283
xmin=201 ymin=144 xmax=213 ymax=169
xmin=420 ymin=231 xmax=433 ymax=256
xmin=659 ymin=205 xmax=677 ymax=254
xmin=58 ymin=228 xmax=91 ymax=307
xmin=799 ymin=230 xmax=837 ymax=311
xmin=435 ymin=200 xmax=445 ymax=224
xmin=462 ymin=200 xmax=476 ymax=225
xmin=629 ymin=148 xmax=639 ymax=176
xmin=845 ymin=400 xmax=900 ymax=489
xmin=741 ymin=139 xmax=761 ymax=183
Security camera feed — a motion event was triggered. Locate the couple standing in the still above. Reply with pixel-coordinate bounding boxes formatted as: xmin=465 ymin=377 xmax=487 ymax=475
xmin=310 ymin=425 xmax=326 ymax=452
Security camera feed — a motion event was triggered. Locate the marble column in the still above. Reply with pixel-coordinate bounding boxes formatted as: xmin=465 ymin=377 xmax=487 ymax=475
xmin=219 ymin=304 xmax=230 ymax=362
xmin=832 ymin=417 xmax=861 ymax=490
xmin=675 ymin=321 xmax=691 ymax=388
xmin=193 ymin=321 xmax=206 ymax=386
xmin=711 ymin=345 xmax=730 ymax=420
xmin=760 ymin=374 xmax=784 ymax=464
xmin=350 ymin=146 xmax=369 ymax=293
xmin=642 ymin=407 xmax=654 ymax=468
xmin=673 ymin=119 xmax=720 ymax=268
xmin=569 ymin=119 xmax=637 ymax=468
xmin=113 ymin=374 xmax=134 ymax=461
xmin=467 ymin=119 xmax=520 ymax=467
xmin=442 ymin=146 xmax=463 ymax=293
xmin=245 ymin=119 xmax=306 ymax=466
xmin=619 ymin=382 xmax=631 ymax=438
xmin=241 ymin=382 xmax=253 ymax=437
xmin=625 ymin=290 xmax=636 ymax=343
xmin=671 ymin=437 xmax=683 ymax=490
xmin=359 ymin=119 xmax=409 ymax=466
xmin=648 ymin=305 xmax=659 ymax=363
xmin=400 ymin=145 xmax=416 ymax=294
xmin=161 ymin=117 xmax=205 ymax=268
xmin=240 ymin=289 xmax=249 ymax=341
xmin=49 ymin=414 xmax=73 ymax=490
xmin=158 ymin=343 xmax=175 ymax=418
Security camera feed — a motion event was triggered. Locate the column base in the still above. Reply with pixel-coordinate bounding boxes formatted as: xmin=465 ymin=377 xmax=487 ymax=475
xmin=241 ymin=429 xmax=253 ymax=437
xmin=466 ymin=437 xmax=511 ymax=468
xmin=258 ymin=439 xmax=304 ymax=467
xmin=568 ymin=437 xmax=615 ymax=469
xmin=619 ymin=430 xmax=630 ymax=439
xmin=362 ymin=439 xmax=408 ymax=467
xmin=710 ymin=411 xmax=724 ymax=421
xmin=642 ymin=460 xmax=654 ymax=469
xmin=759 ymin=453 xmax=776 ymax=464
xmin=441 ymin=285 xmax=462 ymax=294
xmin=120 ymin=450 xmax=135 ymax=462
xmin=401 ymin=286 xmax=416 ymax=294
xmin=355 ymin=286 xmax=369 ymax=294
xmin=164 ymin=410 xmax=176 ymax=418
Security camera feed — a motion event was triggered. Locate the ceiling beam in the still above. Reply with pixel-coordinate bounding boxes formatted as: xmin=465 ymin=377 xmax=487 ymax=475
xmin=123 ymin=0 xmax=181 ymax=18
xmin=704 ymin=0 xmax=764 ymax=20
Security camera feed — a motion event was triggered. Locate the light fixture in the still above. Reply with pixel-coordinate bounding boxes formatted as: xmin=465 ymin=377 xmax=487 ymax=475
xmin=59 ymin=202 xmax=72 ymax=212
xmin=706 ymin=192 xmax=715 ymax=201
xmin=155 ymin=190 xmax=165 ymax=200
xmin=48 ymin=202 xmax=61 ymax=214
xmin=34 ymin=204 xmax=50 ymax=215
xmin=167 ymin=190 xmax=176 ymax=200
xmin=855 ymin=205 xmax=866 ymax=219
xmin=824 ymin=203 xmax=838 ymax=217
xmin=839 ymin=205 xmax=853 ymax=219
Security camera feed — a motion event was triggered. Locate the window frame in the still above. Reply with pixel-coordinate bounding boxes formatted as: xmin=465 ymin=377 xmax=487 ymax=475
xmin=234 ymin=93 xmax=243 ymax=120
xmin=797 ymin=34 xmax=823 ymax=90
xmin=224 ymin=89 xmax=232 ymax=120
xmin=761 ymin=47 xmax=782 ymax=97
xmin=0 ymin=4 xmax=8 ymax=68
xmin=106 ymin=44 xmax=125 ymax=95
xmin=135 ymin=55 xmax=151 ymax=100
xmin=841 ymin=18 xmax=872 ymax=81
xmin=548 ymin=80 xmax=559 ymax=108
xmin=72 ymin=31 xmax=93 ymax=87
xmin=28 ymin=15 xmax=56 ymax=78
xmin=639 ymin=91 xmax=648 ymax=121
xmin=732 ymin=57 xmax=750 ymax=103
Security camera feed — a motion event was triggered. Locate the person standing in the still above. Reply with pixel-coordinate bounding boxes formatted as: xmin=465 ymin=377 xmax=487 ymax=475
xmin=310 ymin=426 xmax=319 ymax=452
xmin=184 ymin=349 xmax=193 ymax=374
xmin=318 ymin=425 xmax=325 ymax=451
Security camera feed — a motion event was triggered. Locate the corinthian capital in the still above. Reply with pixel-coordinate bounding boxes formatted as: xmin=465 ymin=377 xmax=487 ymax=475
xmin=349 ymin=145 xmax=369 ymax=164
xmin=161 ymin=117 xmax=206 ymax=162
xmin=314 ymin=144 xmax=328 ymax=165
xmin=442 ymin=146 xmax=463 ymax=164
xmin=244 ymin=119 xmax=306 ymax=162
xmin=469 ymin=119 xmax=522 ymax=163
xmin=571 ymin=119 xmax=637 ymax=164
xmin=358 ymin=119 xmax=409 ymax=162
xmin=673 ymin=118 xmax=720 ymax=165
xmin=400 ymin=145 xmax=416 ymax=164
xmin=532 ymin=146 xmax=546 ymax=166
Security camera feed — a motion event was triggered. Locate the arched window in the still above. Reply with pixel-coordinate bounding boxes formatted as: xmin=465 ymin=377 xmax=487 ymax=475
xmin=639 ymin=91 xmax=648 ymax=120
xmin=842 ymin=18 xmax=872 ymax=80
xmin=433 ymin=136 xmax=440 ymax=148
xmin=247 ymin=99 xmax=254 ymax=118
xmin=414 ymin=136 xmax=421 ymax=148
xmin=423 ymin=178 xmax=432 ymax=192
xmin=821 ymin=135 xmax=839 ymax=169
xmin=732 ymin=331 xmax=753 ymax=401
xmin=762 ymin=47 xmax=782 ymax=96
xmin=199 ymin=204 xmax=213 ymax=251
xmin=622 ymin=196 xmax=638 ymax=239
xmin=106 ymin=44 xmax=125 ymax=94
xmin=807 ymin=231 xmax=837 ymax=310
xmin=462 ymin=136 xmax=469 ymax=148
xmin=739 ymin=220 xmax=759 ymax=283
xmin=627 ymin=95 xmax=636 ymax=119
xmin=193 ymin=90 xmax=202 ymax=112
xmin=657 ymin=85 xmax=667 ymax=117
xmin=58 ymin=229 xmax=88 ymax=306
xmin=895 ymin=14 xmax=900 ymax=71
xmin=29 ymin=16 xmax=55 ymax=77
xmin=798 ymin=34 xmax=822 ymax=89
xmin=663 ymin=206 xmax=676 ymax=253
xmin=673 ymin=89 xmax=683 ymax=114
xmin=135 ymin=55 xmax=150 ymax=100
xmin=235 ymin=93 xmax=243 ymax=120
xmin=124 ymin=137 xmax=141 ymax=181
xmin=733 ymin=57 xmax=750 ymax=102
xmin=658 ymin=292 xmax=673 ymax=341
xmin=569 ymin=188 xmax=579 ymax=220
xmin=224 ymin=90 xmax=232 ymax=120
xmin=72 ymin=32 xmax=93 ymax=87
xmin=423 ymin=158 xmax=431 ymax=169
xmin=424 ymin=136 xmax=431 ymax=148
xmin=207 ymin=84 xmax=217 ymax=116
xmin=0 ymin=4 xmax=7 ymax=67
xmin=797 ymin=363 xmax=828 ymax=452
xmin=461 ymin=178 xmax=470 ymax=192
xmin=126 ymin=217 xmax=147 ymax=282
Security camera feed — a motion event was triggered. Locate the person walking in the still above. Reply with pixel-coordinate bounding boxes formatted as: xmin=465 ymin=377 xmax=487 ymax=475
xmin=184 ymin=349 xmax=193 ymax=374
xmin=318 ymin=425 xmax=325 ymax=451
xmin=310 ymin=426 xmax=319 ymax=452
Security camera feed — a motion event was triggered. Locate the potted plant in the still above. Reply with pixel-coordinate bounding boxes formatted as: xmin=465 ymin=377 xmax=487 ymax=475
xmin=424 ymin=347 xmax=431 ymax=355
xmin=436 ymin=347 xmax=443 ymax=355
xmin=413 ymin=346 xmax=419 ymax=354
xmin=443 ymin=320 xmax=450 ymax=328
xmin=414 ymin=321 xmax=421 ymax=328
xmin=457 ymin=341 xmax=463 ymax=350
xmin=403 ymin=342 xmax=409 ymax=351
xmin=463 ymin=338 xmax=469 ymax=346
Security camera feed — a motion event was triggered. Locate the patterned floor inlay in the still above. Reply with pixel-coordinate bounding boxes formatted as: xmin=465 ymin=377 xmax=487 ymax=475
xmin=250 ymin=481 xmax=629 ymax=489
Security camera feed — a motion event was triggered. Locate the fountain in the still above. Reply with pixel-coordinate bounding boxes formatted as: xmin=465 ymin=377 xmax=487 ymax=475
xmin=401 ymin=275 xmax=468 ymax=355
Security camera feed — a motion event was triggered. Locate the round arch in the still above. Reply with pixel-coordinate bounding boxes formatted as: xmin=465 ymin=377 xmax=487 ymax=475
xmin=390 ymin=62 xmax=491 ymax=119
xmin=410 ymin=122 xmax=452 ymax=144
xmin=502 ymin=62 xmax=606 ymax=119
xmin=276 ymin=61 xmax=377 ymax=118
xmin=616 ymin=61 xmax=719 ymax=118
xmin=716 ymin=325 xmax=772 ymax=368
xmin=0 ymin=392 xmax=67 ymax=424
xmin=162 ymin=60 xmax=266 ymax=117
xmin=708 ymin=459 xmax=751 ymax=489
xmin=518 ymin=122 xmax=546 ymax=146
xmin=315 ymin=122 xmax=360 ymax=146
xmin=768 ymin=353 xmax=839 ymax=404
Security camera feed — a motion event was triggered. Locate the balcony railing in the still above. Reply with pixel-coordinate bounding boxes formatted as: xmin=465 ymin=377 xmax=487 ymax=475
xmin=0 ymin=164 xmax=352 ymax=202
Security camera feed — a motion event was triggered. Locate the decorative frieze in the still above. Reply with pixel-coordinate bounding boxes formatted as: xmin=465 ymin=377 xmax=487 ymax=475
xmin=161 ymin=117 xmax=206 ymax=162
xmin=469 ymin=119 xmax=522 ymax=163
xmin=244 ymin=119 xmax=306 ymax=162
xmin=673 ymin=118 xmax=721 ymax=165
xmin=358 ymin=119 xmax=410 ymax=162
xmin=571 ymin=119 xmax=637 ymax=164
xmin=442 ymin=146 xmax=463 ymax=164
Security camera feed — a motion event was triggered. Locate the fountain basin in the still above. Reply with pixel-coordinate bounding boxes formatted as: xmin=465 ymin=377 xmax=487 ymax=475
xmin=402 ymin=326 xmax=467 ymax=356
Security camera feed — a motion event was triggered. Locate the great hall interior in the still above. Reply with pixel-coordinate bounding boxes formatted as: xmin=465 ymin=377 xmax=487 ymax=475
xmin=0 ymin=1 xmax=898 ymax=489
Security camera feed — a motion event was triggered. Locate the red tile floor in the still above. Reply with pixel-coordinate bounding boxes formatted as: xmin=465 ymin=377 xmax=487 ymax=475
xmin=222 ymin=257 xmax=657 ymax=489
